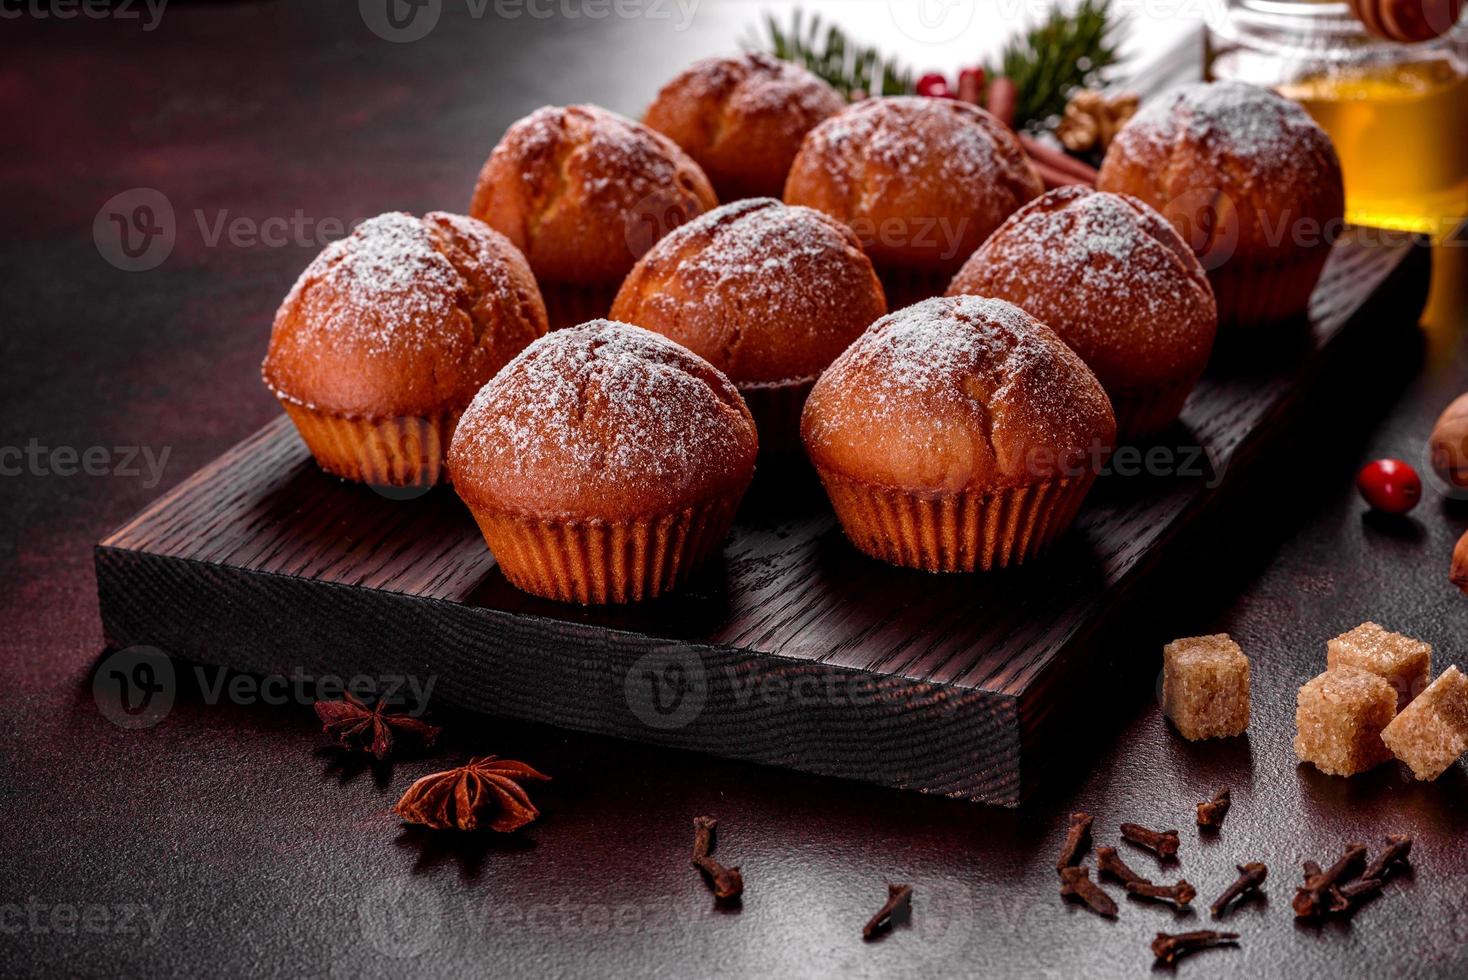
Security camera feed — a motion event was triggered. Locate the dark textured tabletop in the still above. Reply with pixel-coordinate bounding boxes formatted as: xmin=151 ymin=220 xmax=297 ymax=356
xmin=3 ymin=3 xmax=1466 ymax=978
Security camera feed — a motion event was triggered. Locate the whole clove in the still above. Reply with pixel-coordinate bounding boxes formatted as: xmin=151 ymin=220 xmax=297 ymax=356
xmin=1295 ymin=835 xmax=1414 ymax=919
xmin=1151 ymin=930 xmax=1240 ymax=965
xmin=1196 ymin=788 xmax=1232 ymax=829
xmin=1210 ymin=862 xmax=1268 ymax=918
xmin=1127 ymin=878 xmax=1197 ymax=908
xmin=1120 ymin=823 xmax=1181 ymax=861
xmin=1056 ymin=812 xmax=1093 ymax=872
xmin=1096 ymin=845 xmax=1147 ymax=887
xmin=1293 ymin=843 xmax=1367 ymax=918
xmin=1298 ymin=860 xmax=1346 ymax=916
xmin=1337 ymin=877 xmax=1383 ymax=905
xmin=691 ymin=816 xmax=743 ymax=902
xmin=1059 ymin=865 xmax=1118 ymax=918
xmin=862 ymin=883 xmax=913 ymax=940
xmin=1362 ymin=834 xmax=1413 ymax=882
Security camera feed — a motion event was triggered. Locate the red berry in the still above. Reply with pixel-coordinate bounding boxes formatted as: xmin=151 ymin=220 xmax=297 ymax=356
xmin=916 ymin=73 xmax=952 ymax=98
xmin=1357 ymin=458 xmax=1422 ymax=514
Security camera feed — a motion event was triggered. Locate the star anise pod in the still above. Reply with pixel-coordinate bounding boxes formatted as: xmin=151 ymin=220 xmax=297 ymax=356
xmin=313 ymin=693 xmax=441 ymax=760
xmin=393 ymin=756 xmax=551 ymax=832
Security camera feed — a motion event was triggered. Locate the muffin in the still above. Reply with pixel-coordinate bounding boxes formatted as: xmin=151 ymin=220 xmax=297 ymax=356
xmin=947 ymin=186 xmax=1218 ymax=439
xmin=643 ymin=52 xmax=846 ymax=201
xmin=1097 ymin=81 xmax=1344 ymax=329
xmin=447 ymin=321 xmax=758 ymax=603
xmin=262 ymin=211 xmax=548 ymax=487
xmin=610 ymin=198 xmax=886 ymax=456
xmin=784 ymin=97 xmax=1044 ymax=308
xmin=801 ymin=296 xmax=1115 ymax=572
xmin=470 ymin=104 xmax=718 ymax=329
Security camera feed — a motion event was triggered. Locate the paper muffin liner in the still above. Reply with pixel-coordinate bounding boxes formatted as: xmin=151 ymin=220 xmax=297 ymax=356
xmin=877 ymin=266 xmax=954 ymax=312
xmin=1109 ymin=376 xmax=1199 ymax=443
xmin=279 ymin=401 xmax=456 ymax=487
xmin=815 ymin=470 xmax=1097 ymax=572
xmin=543 ymin=282 xmax=619 ymax=332
xmin=465 ymin=495 xmax=743 ymax=604
xmin=1207 ymin=246 xmax=1330 ymax=330
xmin=738 ymin=378 xmax=815 ymax=459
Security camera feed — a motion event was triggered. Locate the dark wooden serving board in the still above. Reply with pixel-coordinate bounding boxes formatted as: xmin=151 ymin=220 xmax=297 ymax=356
xmin=94 ymin=233 xmax=1430 ymax=805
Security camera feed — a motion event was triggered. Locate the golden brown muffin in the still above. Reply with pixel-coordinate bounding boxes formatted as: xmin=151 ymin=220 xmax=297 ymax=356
xmin=643 ymin=52 xmax=846 ymax=201
xmin=447 ymin=321 xmax=758 ymax=603
xmin=610 ymin=198 xmax=886 ymax=456
xmin=801 ymin=296 xmax=1115 ymax=572
xmin=262 ymin=211 xmax=547 ymax=487
xmin=1097 ymin=81 xmax=1344 ymax=330
xmin=948 ymin=186 xmax=1217 ymax=439
xmin=469 ymin=104 xmax=718 ymax=329
xmin=784 ymin=96 xmax=1044 ymax=307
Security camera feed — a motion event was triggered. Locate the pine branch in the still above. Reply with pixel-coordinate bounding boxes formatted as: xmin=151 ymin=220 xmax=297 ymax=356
xmin=747 ymin=3 xmax=1126 ymax=132
xmin=742 ymin=10 xmax=911 ymax=99
xmin=987 ymin=0 xmax=1126 ymax=130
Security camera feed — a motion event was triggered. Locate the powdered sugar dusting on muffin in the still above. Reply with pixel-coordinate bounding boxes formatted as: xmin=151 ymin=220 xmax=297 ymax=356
xmin=664 ymin=199 xmax=865 ymax=326
xmin=278 ymin=212 xmax=460 ymax=356
xmin=807 ymin=296 xmax=1113 ymax=476
xmin=960 ymin=188 xmax=1212 ymax=351
xmin=852 ymin=296 xmax=1043 ymax=409
xmin=801 ymin=97 xmax=1026 ymax=201
xmin=453 ymin=321 xmax=754 ymax=501
xmin=1128 ymin=81 xmax=1335 ymax=185
xmin=671 ymin=52 xmax=840 ymax=118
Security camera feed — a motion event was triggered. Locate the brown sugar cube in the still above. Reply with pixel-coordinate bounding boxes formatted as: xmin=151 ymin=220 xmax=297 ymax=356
xmin=1162 ymin=634 xmax=1250 ymax=740
xmin=1381 ymin=666 xmax=1468 ymax=781
xmin=1294 ymin=666 xmax=1397 ymax=776
xmin=1326 ymin=622 xmax=1431 ymax=711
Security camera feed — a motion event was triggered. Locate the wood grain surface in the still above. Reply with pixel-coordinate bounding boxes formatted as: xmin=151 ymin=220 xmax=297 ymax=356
xmin=95 ymin=232 xmax=1430 ymax=805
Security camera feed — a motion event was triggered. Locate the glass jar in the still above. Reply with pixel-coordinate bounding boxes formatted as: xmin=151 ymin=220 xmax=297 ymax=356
xmin=1206 ymin=0 xmax=1468 ymax=239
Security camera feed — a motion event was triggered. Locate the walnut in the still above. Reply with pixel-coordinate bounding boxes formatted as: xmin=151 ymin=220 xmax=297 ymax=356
xmin=1452 ymin=529 xmax=1468 ymax=596
xmin=1055 ymin=89 xmax=1139 ymax=154
xmin=1429 ymin=393 xmax=1468 ymax=491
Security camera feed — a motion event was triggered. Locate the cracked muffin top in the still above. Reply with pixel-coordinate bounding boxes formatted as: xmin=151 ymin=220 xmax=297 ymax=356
xmin=469 ymin=104 xmax=718 ymax=287
xmin=783 ymin=97 xmax=1043 ymax=275
xmin=447 ymin=321 xmax=758 ymax=521
xmin=642 ymin=52 xmax=845 ymax=201
xmin=801 ymin=296 xmax=1115 ymax=494
xmin=262 ymin=211 xmax=547 ymax=419
xmin=609 ymin=198 xmax=886 ymax=386
xmin=947 ymin=186 xmax=1216 ymax=432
